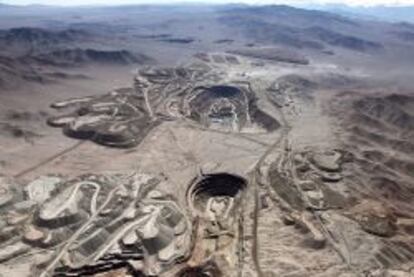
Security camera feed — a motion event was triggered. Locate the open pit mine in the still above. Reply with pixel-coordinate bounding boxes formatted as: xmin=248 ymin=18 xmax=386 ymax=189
xmin=1 ymin=52 xmax=414 ymax=277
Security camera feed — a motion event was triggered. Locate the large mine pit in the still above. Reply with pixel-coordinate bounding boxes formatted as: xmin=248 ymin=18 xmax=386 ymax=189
xmin=189 ymin=85 xmax=246 ymax=131
xmin=188 ymin=85 xmax=279 ymax=132
xmin=184 ymin=173 xmax=246 ymax=276
xmin=187 ymin=173 xmax=247 ymax=217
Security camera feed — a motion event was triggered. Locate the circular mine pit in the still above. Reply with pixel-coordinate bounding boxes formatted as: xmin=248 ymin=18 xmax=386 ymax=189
xmin=188 ymin=85 xmax=247 ymax=131
xmin=203 ymin=85 xmax=242 ymax=98
xmin=187 ymin=173 xmax=247 ymax=218
xmin=188 ymin=84 xmax=280 ymax=132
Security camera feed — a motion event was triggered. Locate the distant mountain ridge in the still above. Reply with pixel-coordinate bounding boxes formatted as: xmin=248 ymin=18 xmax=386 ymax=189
xmin=32 ymin=48 xmax=151 ymax=66
xmin=0 ymin=27 xmax=91 ymax=56
xmin=306 ymin=4 xmax=414 ymax=23
xmin=219 ymin=5 xmax=383 ymax=52
xmin=223 ymin=4 xmax=357 ymax=26
xmin=0 ymin=25 xmax=153 ymax=89
xmin=0 ymin=27 xmax=89 ymax=45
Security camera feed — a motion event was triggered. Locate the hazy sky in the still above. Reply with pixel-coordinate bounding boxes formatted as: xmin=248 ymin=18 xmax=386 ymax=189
xmin=2 ymin=0 xmax=414 ymax=6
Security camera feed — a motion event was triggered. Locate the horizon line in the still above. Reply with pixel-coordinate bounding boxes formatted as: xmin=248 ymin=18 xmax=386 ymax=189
xmin=1 ymin=1 xmax=414 ymax=8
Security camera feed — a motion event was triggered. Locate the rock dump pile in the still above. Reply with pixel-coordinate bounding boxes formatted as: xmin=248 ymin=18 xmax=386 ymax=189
xmin=0 ymin=173 xmax=192 ymax=276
